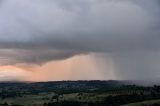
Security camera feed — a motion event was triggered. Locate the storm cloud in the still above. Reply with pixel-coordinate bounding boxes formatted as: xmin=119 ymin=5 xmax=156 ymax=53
xmin=0 ymin=0 xmax=160 ymax=80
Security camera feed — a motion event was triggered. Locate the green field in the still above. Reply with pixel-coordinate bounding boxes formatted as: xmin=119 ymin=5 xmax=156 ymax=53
xmin=0 ymin=92 xmax=109 ymax=105
xmin=122 ymin=99 xmax=160 ymax=106
xmin=0 ymin=81 xmax=160 ymax=106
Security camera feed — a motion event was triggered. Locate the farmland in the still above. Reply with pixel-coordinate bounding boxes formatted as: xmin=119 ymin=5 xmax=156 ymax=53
xmin=0 ymin=81 xmax=160 ymax=106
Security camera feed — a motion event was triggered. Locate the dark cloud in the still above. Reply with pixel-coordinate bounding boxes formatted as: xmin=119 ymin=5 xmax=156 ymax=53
xmin=0 ymin=0 xmax=160 ymax=80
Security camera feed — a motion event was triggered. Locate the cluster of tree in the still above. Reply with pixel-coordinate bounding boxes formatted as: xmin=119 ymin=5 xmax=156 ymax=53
xmin=0 ymin=81 xmax=121 ymax=96
xmin=104 ymin=94 xmax=160 ymax=105
xmin=0 ymin=90 xmax=22 ymax=99
xmin=41 ymin=85 xmax=160 ymax=106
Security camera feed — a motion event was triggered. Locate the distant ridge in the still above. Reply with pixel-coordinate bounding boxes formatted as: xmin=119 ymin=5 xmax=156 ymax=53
xmin=0 ymin=80 xmax=159 ymax=86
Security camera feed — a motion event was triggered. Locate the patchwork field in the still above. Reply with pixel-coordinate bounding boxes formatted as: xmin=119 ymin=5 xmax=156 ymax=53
xmin=0 ymin=81 xmax=160 ymax=106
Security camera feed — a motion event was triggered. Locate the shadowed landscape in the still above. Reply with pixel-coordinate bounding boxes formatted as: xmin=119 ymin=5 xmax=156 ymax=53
xmin=0 ymin=81 xmax=160 ymax=106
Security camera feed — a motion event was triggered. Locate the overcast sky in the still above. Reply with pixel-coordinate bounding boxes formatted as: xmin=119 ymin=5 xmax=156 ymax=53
xmin=0 ymin=0 xmax=160 ymax=81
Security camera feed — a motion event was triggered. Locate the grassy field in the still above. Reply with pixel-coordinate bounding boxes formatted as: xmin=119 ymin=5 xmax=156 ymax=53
xmin=0 ymin=92 xmax=109 ymax=105
xmin=0 ymin=94 xmax=51 ymax=105
xmin=0 ymin=81 xmax=160 ymax=106
xmin=122 ymin=99 xmax=160 ymax=106
xmin=1 ymin=92 xmax=160 ymax=106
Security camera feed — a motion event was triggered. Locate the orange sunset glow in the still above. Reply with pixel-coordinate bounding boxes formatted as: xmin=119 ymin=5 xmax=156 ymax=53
xmin=0 ymin=66 xmax=30 ymax=81
xmin=0 ymin=54 xmax=115 ymax=81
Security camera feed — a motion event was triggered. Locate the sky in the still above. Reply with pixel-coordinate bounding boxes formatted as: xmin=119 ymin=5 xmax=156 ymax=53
xmin=0 ymin=0 xmax=160 ymax=81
